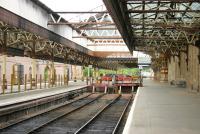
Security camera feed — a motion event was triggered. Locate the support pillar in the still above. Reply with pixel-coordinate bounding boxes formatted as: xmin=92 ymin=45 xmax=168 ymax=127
xmin=63 ymin=63 xmax=68 ymax=85
xmin=49 ymin=47 xmax=55 ymax=86
xmin=2 ymin=54 xmax=6 ymax=77
xmin=2 ymin=55 xmax=7 ymax=90
xmin=74 ymin=65 xmax=77 ymax=82
xmin=50 ymin=61 xmax=55 ymax=86
xmin=96 ymin=68 xmax=99 ymax=78
xmin=64 ymin=53 xmax=68 ymax=86
xmin=88 ymin=66 xmax=90 ymax=84
xmin=63 ymin=64 xmax=67 ymax=78
xmin=1 ymin=30 xmax=7 ymax=90
xmin=94 ymin=68 xmax=97 ymax=84
xmin=160 ymin=57 xmax=168 ymax=82
xmin=91 ymin=68 xmax=94 ymax=84
xmin=81 ymin=66 xmax=84 ymax=81
xmin=31 ymin=58 xmax=36 ymax=87
xmin=25 ymin=74 xmax=27 ymax=91
xmin=31 ymin=41 xmax=37 ymax=87
xmin=12 ymin=65 xmax=15 ymax=84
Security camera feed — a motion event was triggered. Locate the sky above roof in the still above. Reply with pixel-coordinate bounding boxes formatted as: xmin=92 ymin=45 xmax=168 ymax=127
xmin=40 ymin=0 xmax=104 ymax=20
xmin=40 ymin=0 xmax=103 ymax=11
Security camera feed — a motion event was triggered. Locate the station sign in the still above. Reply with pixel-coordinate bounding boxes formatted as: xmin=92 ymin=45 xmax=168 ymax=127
xmin=138 ymin=57 xmax=151 ymax=65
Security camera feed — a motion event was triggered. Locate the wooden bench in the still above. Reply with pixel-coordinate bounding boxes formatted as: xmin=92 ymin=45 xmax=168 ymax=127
xmin=170 ymin=80 xmax=186 ymax=88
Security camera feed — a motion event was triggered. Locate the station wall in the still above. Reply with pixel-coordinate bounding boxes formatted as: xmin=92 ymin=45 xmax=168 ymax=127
xmin=0 ymin=56 xmax=83 ymax=84
xmin=168 ymin=45 xmax=200 ymax=92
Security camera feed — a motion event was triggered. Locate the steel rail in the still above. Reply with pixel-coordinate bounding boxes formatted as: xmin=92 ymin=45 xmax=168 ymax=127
xmin=0 ymin=93 xmax=93 ymax=130
xmin=112 ymin=94 xmax=133 ymax=134
xmin=74 ymin=94 xmax=121 ymax=134
xmin=27 ymin=93 xmax=105 ymax=134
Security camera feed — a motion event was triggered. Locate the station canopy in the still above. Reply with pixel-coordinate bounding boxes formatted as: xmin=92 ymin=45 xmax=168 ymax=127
xmin=103 ymin=0 xmax=200 ymax=57
xmin=41 ymin=0 xmax=200 ymax=63
xmin=0 ymin=0 xmax=158 ymax=69
xmin=40 ymin=0 xmax=150 ymax=68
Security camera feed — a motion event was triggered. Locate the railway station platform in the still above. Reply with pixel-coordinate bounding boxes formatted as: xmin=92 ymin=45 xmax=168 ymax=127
xmin=0 ymin=80 xmax=87 ymax=107
xmin=124 ymin=79 xmax=200 ymax=134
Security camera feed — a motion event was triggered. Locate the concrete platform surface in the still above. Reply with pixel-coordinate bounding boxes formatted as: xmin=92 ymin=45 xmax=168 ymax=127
xmin=0 ymin=81 xmax=87 ymax=107
xmin=123 ymin=79 xmax=200 ymax=134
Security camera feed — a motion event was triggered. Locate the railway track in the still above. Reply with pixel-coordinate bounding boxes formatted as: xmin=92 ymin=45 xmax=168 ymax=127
xmin=27 ymin=94 xmax=119 ymax=134
xmin=75 ymin=94 xmax=133 ymax=134
xmin=0 ymin=93 xmax=133 ymax=134
xmin=0 ymin=88 xmax=88 ymax=129
xmin=0 ymin=93 xmax=104 ymax=134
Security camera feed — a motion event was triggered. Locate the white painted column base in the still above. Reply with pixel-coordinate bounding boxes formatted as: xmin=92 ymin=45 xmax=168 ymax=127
xmin=104 ymin=86 xmax=107 ymax=93
xmin=92 ymin=85 xmax=95 ymax=93
xmin=119 ymin=86 xmax=122 ymax=94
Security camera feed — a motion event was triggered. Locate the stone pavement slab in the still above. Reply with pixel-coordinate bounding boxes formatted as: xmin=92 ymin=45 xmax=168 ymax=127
xmin=123 ymin=79 xmax=200 ymax=134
